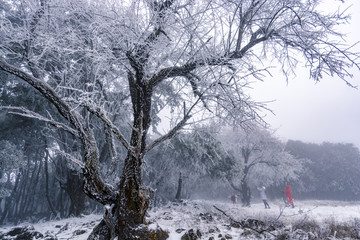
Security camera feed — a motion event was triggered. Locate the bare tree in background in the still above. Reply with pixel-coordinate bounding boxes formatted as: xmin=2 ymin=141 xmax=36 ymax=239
xmin=0 ymin=0 xmax=359 ymax=238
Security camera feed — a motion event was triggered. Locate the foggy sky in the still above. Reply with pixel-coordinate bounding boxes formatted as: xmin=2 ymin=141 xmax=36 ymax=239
xmin=249 ymin=0 xmax=360 ymax=148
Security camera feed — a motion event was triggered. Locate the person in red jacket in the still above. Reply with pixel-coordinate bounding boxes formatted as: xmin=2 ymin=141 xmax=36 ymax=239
xmin=284 ymin=185 xmax=295 ymax=208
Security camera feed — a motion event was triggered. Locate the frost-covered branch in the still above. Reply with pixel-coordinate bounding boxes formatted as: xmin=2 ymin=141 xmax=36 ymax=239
xmin=248 ymin=158 xmax=279 ymax=169
xmin=0 ymin=58 xmax=116 ymax=206
xmin=146 ymin=81 xmax=212 ymax=152
xmin=0 ymin=106 xmax=78 ymax=136
xmin=146 ymin=114 xmax=191 ymax=153
xmin=50 ymin=148 xmax=85 ymax=169
xmin=0 ymin=58 xmax=85 ymax=137
xmin=149 ymin=57 xmax=236 ymax=87
xmin=84 ymin=104 xmax=134 ymax=154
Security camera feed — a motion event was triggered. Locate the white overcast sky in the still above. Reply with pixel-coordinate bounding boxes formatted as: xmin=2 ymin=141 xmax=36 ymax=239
xmin=248 ymin=0 xmax=360 ymax=148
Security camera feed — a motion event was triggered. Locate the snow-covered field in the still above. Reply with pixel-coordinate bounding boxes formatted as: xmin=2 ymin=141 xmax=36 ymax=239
xmin=1 ymin=199 xmax=360 ymax=239
xmin=149 ymin=199 xmax=360 ymax=239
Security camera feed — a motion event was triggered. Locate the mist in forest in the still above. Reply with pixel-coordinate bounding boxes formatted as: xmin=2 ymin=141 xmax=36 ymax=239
xmin=1 ymin=0 xmax=360 ymax=239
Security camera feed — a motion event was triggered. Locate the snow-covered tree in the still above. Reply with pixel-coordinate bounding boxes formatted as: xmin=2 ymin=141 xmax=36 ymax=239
xmin=0 ymin=140 xmax=24 ymax=191
xmin=0 ymin=140 xmax=24 ymax=224
xmin=0 ymin=0 xmax=359 ymax=238
xmin=144 ymin=126 xmax=234 ymax=203
xmin=0 ymin=67 xmax=96 ymax=221
xmin=217 ymin=124 xmax=304 ymax=206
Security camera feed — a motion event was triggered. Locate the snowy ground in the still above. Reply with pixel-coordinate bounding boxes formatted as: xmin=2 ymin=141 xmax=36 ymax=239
xmin=0 ymin=199 xmax=360 ymax=239
xmin=0 ymin=213 xmax=102 ymax=240
xmin=149 ymin=199 xmax=360 ymax=239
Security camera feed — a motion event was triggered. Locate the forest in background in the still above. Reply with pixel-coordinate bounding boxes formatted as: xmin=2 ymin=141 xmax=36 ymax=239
xmin=1 ymin=80 xmax=360 ymax=225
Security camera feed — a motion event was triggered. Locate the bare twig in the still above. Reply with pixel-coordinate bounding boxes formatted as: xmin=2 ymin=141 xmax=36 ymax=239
xmin=213 ymin=205 xmax=276 ymax=237
xmin=84 ymin=104 xmax=135 ymax=155
xmin=0 ymin=106 xmax=78 ymax=136
xmin=50 ymin=148 xmax=85 ymax=169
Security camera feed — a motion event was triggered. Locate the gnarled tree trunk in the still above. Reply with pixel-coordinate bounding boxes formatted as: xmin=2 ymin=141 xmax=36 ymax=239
xmin=88 ymin=139 xmax=156 ymax=239
xmin=240 ymin=176 xmax=251 ymax=207
xmin=240 ymin=147 xmax=252 ymax=207
xmin=88 ymin=68 xmax=158 ymax=238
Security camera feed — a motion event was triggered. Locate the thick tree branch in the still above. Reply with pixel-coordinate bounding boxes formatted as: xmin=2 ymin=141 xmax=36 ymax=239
xmin=147 ymin=71 xmax=219 ymax=152
xmin=148 ymin=63 xmax=197 ymax=86
xmin=84 ymin=104 xmax=135 ymax=155
xmin=126 ymin=0 xmax=175 ymax=77
xmin=0 ymin=58 xmax=116 ymax=205
xmin=248 ymin=159 xmax=278 ymax=169
xmin=149 ymin=34 xmax=269 ymax=87
xmin=187 ymin=73 xmax=212 ymax=112
xmin=146 ymin=114 xmax=191 ymax=153
xmin=0 ymin=58 xmax=85 ymax=136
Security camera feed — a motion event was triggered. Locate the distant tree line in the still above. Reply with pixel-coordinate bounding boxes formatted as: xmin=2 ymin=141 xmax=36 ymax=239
xmin=285 ymin=140 xmax=360 ymax=201
xmin=143 ymin=127 xmax=360 ymax=204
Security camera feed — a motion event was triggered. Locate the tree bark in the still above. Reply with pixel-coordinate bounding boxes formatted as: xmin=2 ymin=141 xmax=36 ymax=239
xmin=88 ymin=152 xmax=155 ymax=239
xmin=240 ymin=177 xmax=251 ymax=207
xmin=25 ymin=158 xmax=43 ymax=215
xmin=66 ymin=171 xmax=87 ymax=217
xmin=0 ymin=172 xmax=21 ymax=225
xmin=240 ymin=147 xmax=252 ymax=206
xmin=175 ymin=173 xmax=182 ymax=201
xmin=44 ymin=150 xmax=57 ymax=217
xmin=88 ymin=65 xmax=156 ymax=238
